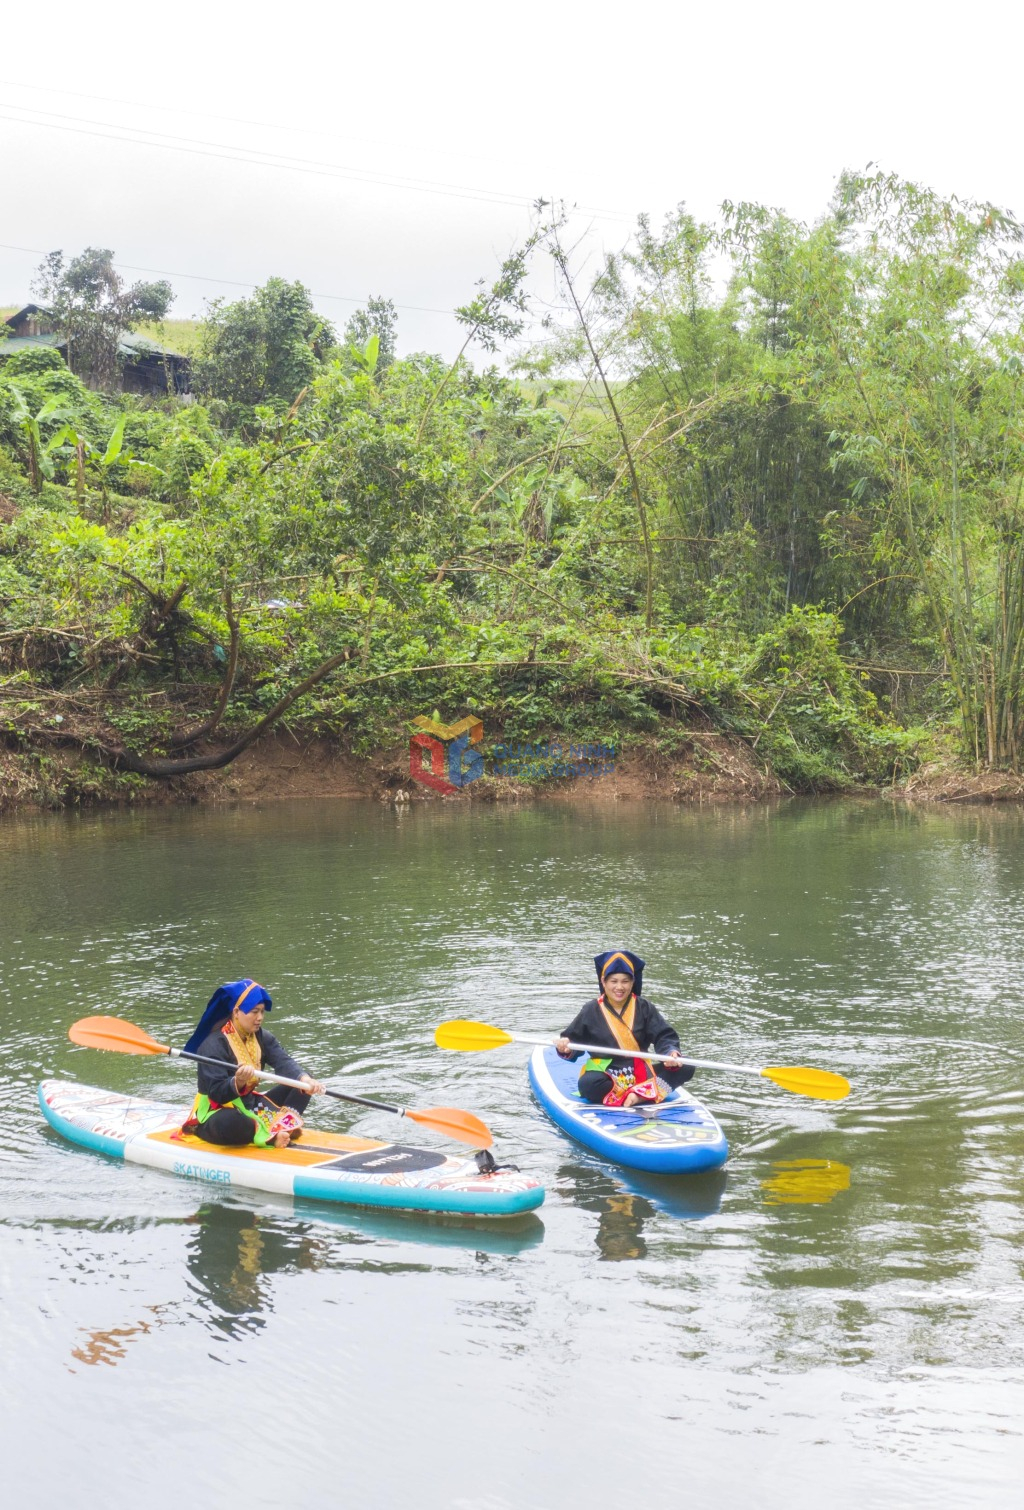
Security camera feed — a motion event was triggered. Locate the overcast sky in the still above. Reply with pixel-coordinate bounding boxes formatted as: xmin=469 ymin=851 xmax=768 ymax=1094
xmin=1 ymin=0 xmax=1020 ymax=360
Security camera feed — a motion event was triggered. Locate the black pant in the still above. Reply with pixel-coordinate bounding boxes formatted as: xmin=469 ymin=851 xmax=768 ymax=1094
xmin=578 ymin=1063 xmax=694 ymax=1105
xmin=194 ymin=1087 xmax=311 ymax=1146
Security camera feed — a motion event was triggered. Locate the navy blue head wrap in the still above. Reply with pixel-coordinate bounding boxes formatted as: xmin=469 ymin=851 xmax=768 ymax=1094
xmin=183 ymin=978 xmax=272 ymax=1055
xmin=594 ymin=950 xmax=645 ymax=997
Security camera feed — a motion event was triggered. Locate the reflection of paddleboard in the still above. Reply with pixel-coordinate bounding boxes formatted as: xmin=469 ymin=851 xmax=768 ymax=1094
xmin=39 ymin=1081 xmax=545 ymax=1219
xmin=607 ymin=1164 xmax=727 ymax=1219
xmin=528 ymin=1047 xmax=728 ymax=1174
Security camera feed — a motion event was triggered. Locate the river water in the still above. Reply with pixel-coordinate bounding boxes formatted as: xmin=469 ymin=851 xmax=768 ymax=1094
xmin=1 ymin=798 xmax=1022 ymax=1507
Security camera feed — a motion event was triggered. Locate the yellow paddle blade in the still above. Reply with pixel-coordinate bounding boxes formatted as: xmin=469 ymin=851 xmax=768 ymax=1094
xmin=762 ymin=1066 xmax=851 ymax=1101
xmin=434 ymin=1019 xmax=515 ymax=1053
xmin=69 ymin=1016 xmax=170 ymax=1056
xmin=404 ymin=1105 xmax=493 ymax=1149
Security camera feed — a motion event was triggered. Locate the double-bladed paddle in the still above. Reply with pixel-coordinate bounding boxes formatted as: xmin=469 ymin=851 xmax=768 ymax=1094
xmin=434 ymin=1018 xmax=850 ymax=1102
xmin=68 ymin=1016 xmax=493 ymax=1147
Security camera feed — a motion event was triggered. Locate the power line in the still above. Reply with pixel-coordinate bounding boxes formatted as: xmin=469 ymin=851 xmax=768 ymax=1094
xmin=0 ymin=99 xmax=631 ymax=223
xmin=0 ymin=100 xmax=538 ymax=210
xmin=0 ymin=240 xmax=454 ymax=315
xmin=0 ymin=77 xmax=519 ymax=182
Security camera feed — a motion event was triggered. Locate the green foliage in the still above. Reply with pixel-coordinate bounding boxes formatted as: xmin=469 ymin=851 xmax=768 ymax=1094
xmin=740 ymin=606 xmax=914 ymax=788
xmin=32 ymin=247 xmax=173 ymax=391
xmin=344 ymin=297 xmax=398 ymax=378
xmin=0 ymin=348 xmax=100 ymax=446
xmin=8 ymin=175 xmax=1024 ymax=795
xmin=193 ymin=278 xmax=337 ymax=427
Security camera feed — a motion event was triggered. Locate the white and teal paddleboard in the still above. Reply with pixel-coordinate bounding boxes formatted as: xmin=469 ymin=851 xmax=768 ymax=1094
xmin=528 ymin=1046 xmax=728 ymax=1174
xmin=39 ymin=1080 xmax=545 ymax=1218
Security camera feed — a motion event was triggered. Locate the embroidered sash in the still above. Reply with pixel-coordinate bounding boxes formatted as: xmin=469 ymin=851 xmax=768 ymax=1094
xmin=585 ymin=995 xmax=653 ymax=1083
xmin=599 ymin=995 xmax=641 ymax=1054
xmin=222 ymin=1019 xmax=263 ymax=1072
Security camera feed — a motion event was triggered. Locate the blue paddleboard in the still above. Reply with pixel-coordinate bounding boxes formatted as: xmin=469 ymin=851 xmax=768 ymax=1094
xmin=528 ymin=1046 xmax=729 ymax=1174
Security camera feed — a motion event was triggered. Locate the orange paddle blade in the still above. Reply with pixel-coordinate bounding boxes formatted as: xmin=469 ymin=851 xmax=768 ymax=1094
xmin=68 ymin=1016 xmax=170 ymax=1057
xmin=404 ymin=1105 xmax=493 ymax=1149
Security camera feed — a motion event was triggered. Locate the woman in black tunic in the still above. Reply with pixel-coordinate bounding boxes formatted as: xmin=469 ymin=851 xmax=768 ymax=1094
xmin=182 ymin=978 xmax=324 ymax=1148
xmin=555 ymin=950 xmax=694 ymax=1107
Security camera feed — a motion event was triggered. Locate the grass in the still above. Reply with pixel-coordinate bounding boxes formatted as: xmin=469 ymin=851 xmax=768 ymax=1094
xmin=516 ymin=378 xmax=613 ymax=418
xmin=135 ymin=319 xmax=202 ymax=355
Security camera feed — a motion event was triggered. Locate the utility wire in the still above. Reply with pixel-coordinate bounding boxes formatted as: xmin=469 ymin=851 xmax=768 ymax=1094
xmin=0 ymin=99 xmax=631 ymax=223
xmin=0 ymin=240 xmax=453 ymax=315
xmin=0 ymin=76 xmax=532 ymax=182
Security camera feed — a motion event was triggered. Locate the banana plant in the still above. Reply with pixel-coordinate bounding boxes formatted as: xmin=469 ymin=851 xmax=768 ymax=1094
xmin=8 ymin=390 xmax=67 ymax=493
xmin=49 ymin=414 xmax=161 ymax=521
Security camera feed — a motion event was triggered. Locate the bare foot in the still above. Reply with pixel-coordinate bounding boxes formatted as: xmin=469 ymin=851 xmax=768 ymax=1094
xmin=272 ymin=1130 xmax=290 ymax=1149
xmin=623 ymin=1092 xmax=640 ymax=1108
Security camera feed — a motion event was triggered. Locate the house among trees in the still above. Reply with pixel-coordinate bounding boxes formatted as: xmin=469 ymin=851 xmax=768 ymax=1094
xmin=0 ymin=304 xmax=191 ymax=396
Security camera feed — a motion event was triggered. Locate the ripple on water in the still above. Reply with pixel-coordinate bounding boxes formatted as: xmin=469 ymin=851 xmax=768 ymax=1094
xmin=4 ymin=800 xmax=1024 ymax=1504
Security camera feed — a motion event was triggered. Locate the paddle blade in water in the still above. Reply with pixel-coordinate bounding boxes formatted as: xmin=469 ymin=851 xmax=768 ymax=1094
xmin=404 ymin=1105 xmax=494 ymax=1149
xmin=434 ymin=1020 xmax=515 ymax=1053
xmin=69 ymin=1016 xmax=169 ymax=1057
xmin=762 ymin=1066 xmax=850 ymax=1101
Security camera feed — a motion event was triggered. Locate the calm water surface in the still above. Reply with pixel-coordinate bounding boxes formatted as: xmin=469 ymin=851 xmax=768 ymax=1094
xmin=2 ymin=798 xmax=1023 ymax=1507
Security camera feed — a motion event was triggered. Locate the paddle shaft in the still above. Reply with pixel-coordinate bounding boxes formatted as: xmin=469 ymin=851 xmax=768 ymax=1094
xmin=519 ymin=1033 xmax=765 ymax=1077
xmin=170 ymin=1047 xmax=415 ymax=1119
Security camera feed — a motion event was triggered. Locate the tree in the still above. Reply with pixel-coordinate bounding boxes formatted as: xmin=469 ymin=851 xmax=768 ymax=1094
xmin=33 ymin=247 xmax=172 ymax=391
xmin=194 ymin=278 xmax=337 ymax=418
xmin=344 ymin=296 xmax=398 ymax=377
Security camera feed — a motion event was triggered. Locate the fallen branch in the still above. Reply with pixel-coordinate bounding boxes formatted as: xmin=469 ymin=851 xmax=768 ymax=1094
xmin=167 ymin=581 xmax=240 ymax=749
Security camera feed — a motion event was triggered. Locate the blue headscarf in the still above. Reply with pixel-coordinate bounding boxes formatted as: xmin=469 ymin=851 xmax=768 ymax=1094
xmin=594 ymin=950 xmax=645 ymax=997
xmin=183 ymin=978 xmax=272 ymax=1055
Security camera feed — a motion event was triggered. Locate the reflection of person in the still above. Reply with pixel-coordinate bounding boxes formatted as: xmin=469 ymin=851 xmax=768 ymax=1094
xmin=555 ymin=950 xmax=694 ymax=1107
xmin=184 ymin=1204 xmax=327 ymax=1336
xmin=181 ymin=978 xmax=324 ymax=1149
xmin=596 ymin=1194 xmax=649 ymax=1262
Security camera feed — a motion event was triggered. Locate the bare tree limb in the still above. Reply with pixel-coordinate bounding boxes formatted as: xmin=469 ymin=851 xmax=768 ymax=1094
xmin=550 ymin=239 xmax=655 ymax=628
xmin=168 ymin=579 xmax=241 ymax=749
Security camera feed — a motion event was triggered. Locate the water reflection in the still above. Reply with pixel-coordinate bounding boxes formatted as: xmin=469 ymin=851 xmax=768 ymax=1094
xmin=180 ymin=1197 xmax=546 ymax=1339
xmin=7 ymin=800 xmax=1024 ymax=1502
xmin=72 ymin=1306 xmax=173 ymax=1368
xmin=595 ymin=1193 xmax=651 ymax=1261
xmin=294 ymin=1197 xmax=546 ymax=1256
xmin=611 ymin=1165 xmax=728 ymax=1222
xmin=560 ymin=1161 xmax=727 ymax=1260
xmin=184 ymin=1203 xmax=329 ymax=1337
xmin=761 ymin=1159 xmax=851 ymax=1205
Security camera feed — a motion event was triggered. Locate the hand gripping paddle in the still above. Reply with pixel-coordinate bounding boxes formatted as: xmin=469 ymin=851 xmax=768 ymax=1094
xmin=434 ymin=1019 xmax=850 ymax=1102
xmin=69 ymin=1016 xmax=493 ymax=1147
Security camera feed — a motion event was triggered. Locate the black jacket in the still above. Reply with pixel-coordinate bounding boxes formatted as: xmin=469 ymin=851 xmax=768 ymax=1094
xmin=196 ymin=1027 xmax=306 ymax=1107
xmin=559 ymin=995 xmax=682 ymax=1060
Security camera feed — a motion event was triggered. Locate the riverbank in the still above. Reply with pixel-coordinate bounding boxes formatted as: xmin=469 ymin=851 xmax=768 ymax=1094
xmin=3 ymin=725 xmax=1021 ymax=811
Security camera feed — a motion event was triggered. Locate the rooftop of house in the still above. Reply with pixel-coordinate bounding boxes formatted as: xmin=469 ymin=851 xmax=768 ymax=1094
xmin=0 ymin=333 xmax=65 ymax=354
xmin=2 ymin=306 xmax=186 ymax=360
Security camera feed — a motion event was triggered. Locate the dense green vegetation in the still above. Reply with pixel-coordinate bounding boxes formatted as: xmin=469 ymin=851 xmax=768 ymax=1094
xmin=2 ymin=171 xmax=1023 ymax=804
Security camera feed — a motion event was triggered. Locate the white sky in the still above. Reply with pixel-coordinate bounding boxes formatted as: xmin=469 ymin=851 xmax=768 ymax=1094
xmin=1 ymin=0 xmax=1021 ymax=360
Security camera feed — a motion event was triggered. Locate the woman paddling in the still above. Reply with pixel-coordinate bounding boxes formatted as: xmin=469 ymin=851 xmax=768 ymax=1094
xmin=181 ymin=979 xmax=324 ymax=1149
xmin=555 ymin=950 xmax=693 ymax=1108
